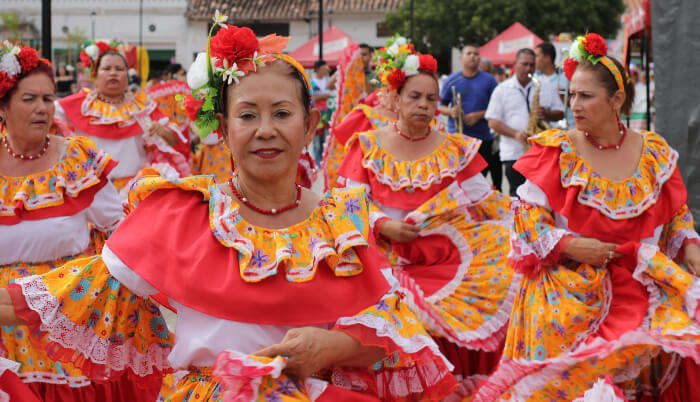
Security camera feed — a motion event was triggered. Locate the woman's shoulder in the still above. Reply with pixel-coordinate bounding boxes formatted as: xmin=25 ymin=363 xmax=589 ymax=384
xmin=528 ymin=129 xmax=568 ymax=148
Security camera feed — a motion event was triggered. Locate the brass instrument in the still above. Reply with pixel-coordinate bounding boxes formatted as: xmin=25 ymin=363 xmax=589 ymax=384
xmin=526 ymin=74 xmax=550 ymax=140
xmin=451 ymin=86 xmax=463 ymax=134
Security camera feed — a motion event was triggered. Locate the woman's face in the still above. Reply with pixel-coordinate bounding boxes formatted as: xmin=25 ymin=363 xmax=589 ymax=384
xmin=218 ymin=63 xmax=320 ymax=184
xmin=394 ymin=73 xmax=439 ymax=127
xmin=570 ymin=69 xmax=624 ymax=133
xmin=0 ymin=73 xmax=55 ymax=142
xmin=94 ymin=54 xmax=128 ymax=97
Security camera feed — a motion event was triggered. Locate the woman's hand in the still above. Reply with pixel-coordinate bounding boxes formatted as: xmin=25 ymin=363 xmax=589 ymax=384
xmin=683 ymin=242 xmax=700 ymax=276
xmin=562 ymin=237 xmax=622 ymax=267
xmin=147 ymin=122 xmax=177 ymax=146
xmin=255 ymin=327 xmax=382 ymax=378
xmin=379 ymin=220 xmax=420 ymax=243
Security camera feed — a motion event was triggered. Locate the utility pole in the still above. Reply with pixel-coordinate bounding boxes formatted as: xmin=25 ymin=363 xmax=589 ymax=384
xmin=318 ymin=0 xmax=324 ymax=60
xmin=41 ymin=0 xmax=51 ymax=59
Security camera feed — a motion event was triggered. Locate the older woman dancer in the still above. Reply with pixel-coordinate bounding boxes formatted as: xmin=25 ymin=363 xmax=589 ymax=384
xmin=0 ymin=21 xmax=457 ymax=401
xmin=0 ymin=43 xmax=168 ymax=400
xmin=338 ymin=49 xmax=515 ymax=397
xmin=55 ymin=40 xmax=190 ymax=193
xmin=475 ymin=33 xmax=700 ymax=401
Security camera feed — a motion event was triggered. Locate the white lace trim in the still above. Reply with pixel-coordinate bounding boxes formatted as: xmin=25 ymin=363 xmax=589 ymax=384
xmin=423 ymin=224 xmax=472 ymax=304
xmin=208 ymin=186 xmax=369 ymax=283
xmin=81 ymin=90 xmax=158 ymax=128
xmin=572 ymin=377 xmax=626 ymax=402
xmin=13 ymin=275 xmax=172 ymax=377
xmin=357 ymin=132 xmax=482 ymax=191
xmin=667 ymin=228 xmax=700 ymax=261
xmin=0 ymin=358 xmax=18 ymax=376
xmin=516 ymin=180 xmax=551 ymax=209
xmin=509 ymin=222 xmax=571 ymax=263
xmin=334 ymin=293 xmax=453 ymax=371
xmin=18 ymin=371 xmax=92 ymax=386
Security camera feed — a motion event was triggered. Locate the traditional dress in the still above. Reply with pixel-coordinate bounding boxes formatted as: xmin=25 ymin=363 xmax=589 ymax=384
xmin=190 ymin=131 xmax=317 ymax=188
xmin=337 ymin=130 xmax=516 ymax=395
xmin=475 ymin=129 xmax=700 ymax=401
xmin=322 ymin=46 xmax=373 ymax=191
xmin=0 ymin=135 xmax=170 ymax=400
xmin=55 ymin=89 xmax=191 ymax=193
xmin=6 ymin=175 xmax=458 ymax=401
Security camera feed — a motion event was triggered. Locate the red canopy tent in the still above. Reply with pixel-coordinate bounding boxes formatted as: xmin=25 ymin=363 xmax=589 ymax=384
xmin=479 ymin=23 xmax=543 ymax=66
xmin=289 ymin=26 xmax=357 ymax=68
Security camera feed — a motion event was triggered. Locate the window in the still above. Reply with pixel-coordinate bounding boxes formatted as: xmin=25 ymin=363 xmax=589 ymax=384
xmin=376 ymin=22 xmax=392 ymax=38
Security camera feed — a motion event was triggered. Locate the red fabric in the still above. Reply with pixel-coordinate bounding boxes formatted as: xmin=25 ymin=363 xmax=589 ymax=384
xmin=514 ymin=143 xmax=688 ymax=245
xmin=316 ymin=385 xmax=380 ymax=402
xmin=373 ymin=217 xmax=389 ymax=240
xmin=479 ymin=23 xmax=543 ymax=66
xmin=0 ymin=159 xmax=117 ymax=226
xmin=338 ymin=142 xmax=488 ymax=210
xmin=332 ymin=109 xmax=373 ymax=146
xmin=288 ymin=26 xmax=358 ymax=68
xmin=147 ymin=106 xmax=190 ymax=161
xmin=656 ymin=358 xmax=700 ymax=402
xmin=24 ymin=376 xmax=160 ymax=402
xmin=58 ymin=91 xmax=143 ymax=139
xmin=106 ymin=188 xmax=392 ymax=325
xmin=0 ymin=369 xmax=40 ymax=402
xmin=391 ymin=234 xmax=462 ymax=297
xmin=591 ymin=242 xmax=649 ymax=342
xmin=436 ymin=336 xmax=503 ymax=379
xmin=360 ymin=91 xmax=380 ymax=107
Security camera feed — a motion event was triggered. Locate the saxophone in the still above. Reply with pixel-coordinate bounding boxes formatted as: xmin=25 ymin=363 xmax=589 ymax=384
xmin=451 ymin=86 xmax=463 ymax=135
xmin=526 ymin=74 xmax=549 ymax=139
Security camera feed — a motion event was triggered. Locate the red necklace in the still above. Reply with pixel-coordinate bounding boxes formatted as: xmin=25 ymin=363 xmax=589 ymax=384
xmin=393 ymin=121 xmax=431 ymax=142
xmin=96 ymin=92 xmax=126 ymax=105
xmin=2 ymin=135 xmax=50 ymax=160
xmin=228 ymin=176 xmax=301 ymax=215
xmin=584 ymin=119 xmax=628 ymax=150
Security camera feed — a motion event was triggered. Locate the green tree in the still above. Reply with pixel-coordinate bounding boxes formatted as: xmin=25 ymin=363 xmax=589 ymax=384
xmin=0 ymin=12 xmax=22 ymax=41
xmin=384 ymin=0 xmax=625 ymax=54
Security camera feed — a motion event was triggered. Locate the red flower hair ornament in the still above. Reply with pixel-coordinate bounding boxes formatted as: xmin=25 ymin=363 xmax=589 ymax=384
xmin=0 ymin=42 xmax=52 ymax=99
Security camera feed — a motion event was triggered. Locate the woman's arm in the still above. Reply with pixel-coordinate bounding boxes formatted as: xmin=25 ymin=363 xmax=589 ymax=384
xmin=0 ymin=289 xmax=23 ymax=326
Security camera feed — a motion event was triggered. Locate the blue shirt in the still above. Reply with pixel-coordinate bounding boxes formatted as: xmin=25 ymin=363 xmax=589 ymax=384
xmin=440 ymin=70 xmax=498 ymax=141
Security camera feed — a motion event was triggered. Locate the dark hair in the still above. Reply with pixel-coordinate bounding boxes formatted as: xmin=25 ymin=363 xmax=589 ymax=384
xmin=313 ymin=59 xmax=327 ymax=71
xmin=462 ymin=44 xmax=480 ymax=52
xmin=359 ymin=43 xmax=371 ymax=50
xmin=577 ymin=56 xmax=635 ymax=116
xmin=93 ymin=51 xmax=129 ymax=78
xmin=536 ymin=42 xmax=556 ymax=64
xmin=494 ymin=67 xmax=505 ymax=75
xmin=166 ymin=63 xmax=183 ymax=75
xmin=222 ymin=59 xmax=311 ymax=117
xmin=515 ymin=48 xmax=535 ymax=61
xmin=397 ymin=70 xmax=439 ymax=94
xmin=0 ymin=63 xmax=56 ymax=105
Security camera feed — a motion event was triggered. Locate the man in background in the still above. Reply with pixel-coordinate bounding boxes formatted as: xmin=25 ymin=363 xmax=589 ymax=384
xmin=311 ymin=60 xmax=333 ymax=163
xmin=486 ymin=48 xmax=564 ymax=196
xmin=439 ymin=45 xmax=500 ymax=187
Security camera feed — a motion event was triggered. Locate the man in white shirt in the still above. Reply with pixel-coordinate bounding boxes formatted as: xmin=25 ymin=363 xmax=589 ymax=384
xmin=535 ymin=42 xmax=568 ymax=129
xmin=485 ymin=48 xmax=565 ymax=196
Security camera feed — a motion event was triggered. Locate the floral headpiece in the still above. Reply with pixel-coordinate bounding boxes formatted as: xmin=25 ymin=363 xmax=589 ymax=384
xmin=373 ymin=35 xmax=437 ymax=92
xmin=563 ymin=33 xmax=627 ymax=91
xmin=185 ymin=10 xmax=311 ymax=140
xmin=80 ymin=39 xmax=125 ymax=76
xmin=0 ymin=41 xmax=52 ymax=99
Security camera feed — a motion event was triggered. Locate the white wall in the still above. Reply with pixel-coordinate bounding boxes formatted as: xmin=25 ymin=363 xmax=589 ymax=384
xmin=288 ymin=14 xmax=391 ymax=54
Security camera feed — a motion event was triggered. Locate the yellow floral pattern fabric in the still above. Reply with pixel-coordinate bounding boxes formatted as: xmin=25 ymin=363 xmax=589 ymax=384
xmin=13 ymin=255 xmax=174 ymax=379
xmin=81 ymin=89 xmax=157 ymax=128
xmin=478 ymin=199 xmax=700 ymax=401
xmin=190 ymin=142 xmax=232 ymax=183
xmin=1 ymin=256 xmax=93 ymax=387
xmin=378 ymin=182 xmax=515 ymax=350
xmin=347 ymin=130 xmax=481 ymax=191
xmin=0 ymin=136 xmax=114 ymax=219
xmin=531 ymin=129 xmax=678 ymax=219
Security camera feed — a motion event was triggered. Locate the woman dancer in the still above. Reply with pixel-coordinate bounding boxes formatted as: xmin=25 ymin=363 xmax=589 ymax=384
xmin=0 ymin=42 xmax=169 ymax=400
xmin=475 ymin=34 xmax=700 ymax=401
xmin=56 ymin=40 xmax=190 ymax=192
xmin=338 ymin=50 xmax=515 ymax=396
xmin=0 ymin=21 xmax=457 ymax=401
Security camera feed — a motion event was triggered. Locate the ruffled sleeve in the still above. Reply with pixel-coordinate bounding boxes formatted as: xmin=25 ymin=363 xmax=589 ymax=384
xmin=659 ymin=204 xmax=700 ymax=263
xmin=511 ymin=180 xmax=575 ymax=274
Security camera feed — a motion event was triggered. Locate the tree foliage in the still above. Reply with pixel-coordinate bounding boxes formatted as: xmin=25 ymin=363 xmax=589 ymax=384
xmin=383 ymin=0 xmax=625 ymax=54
